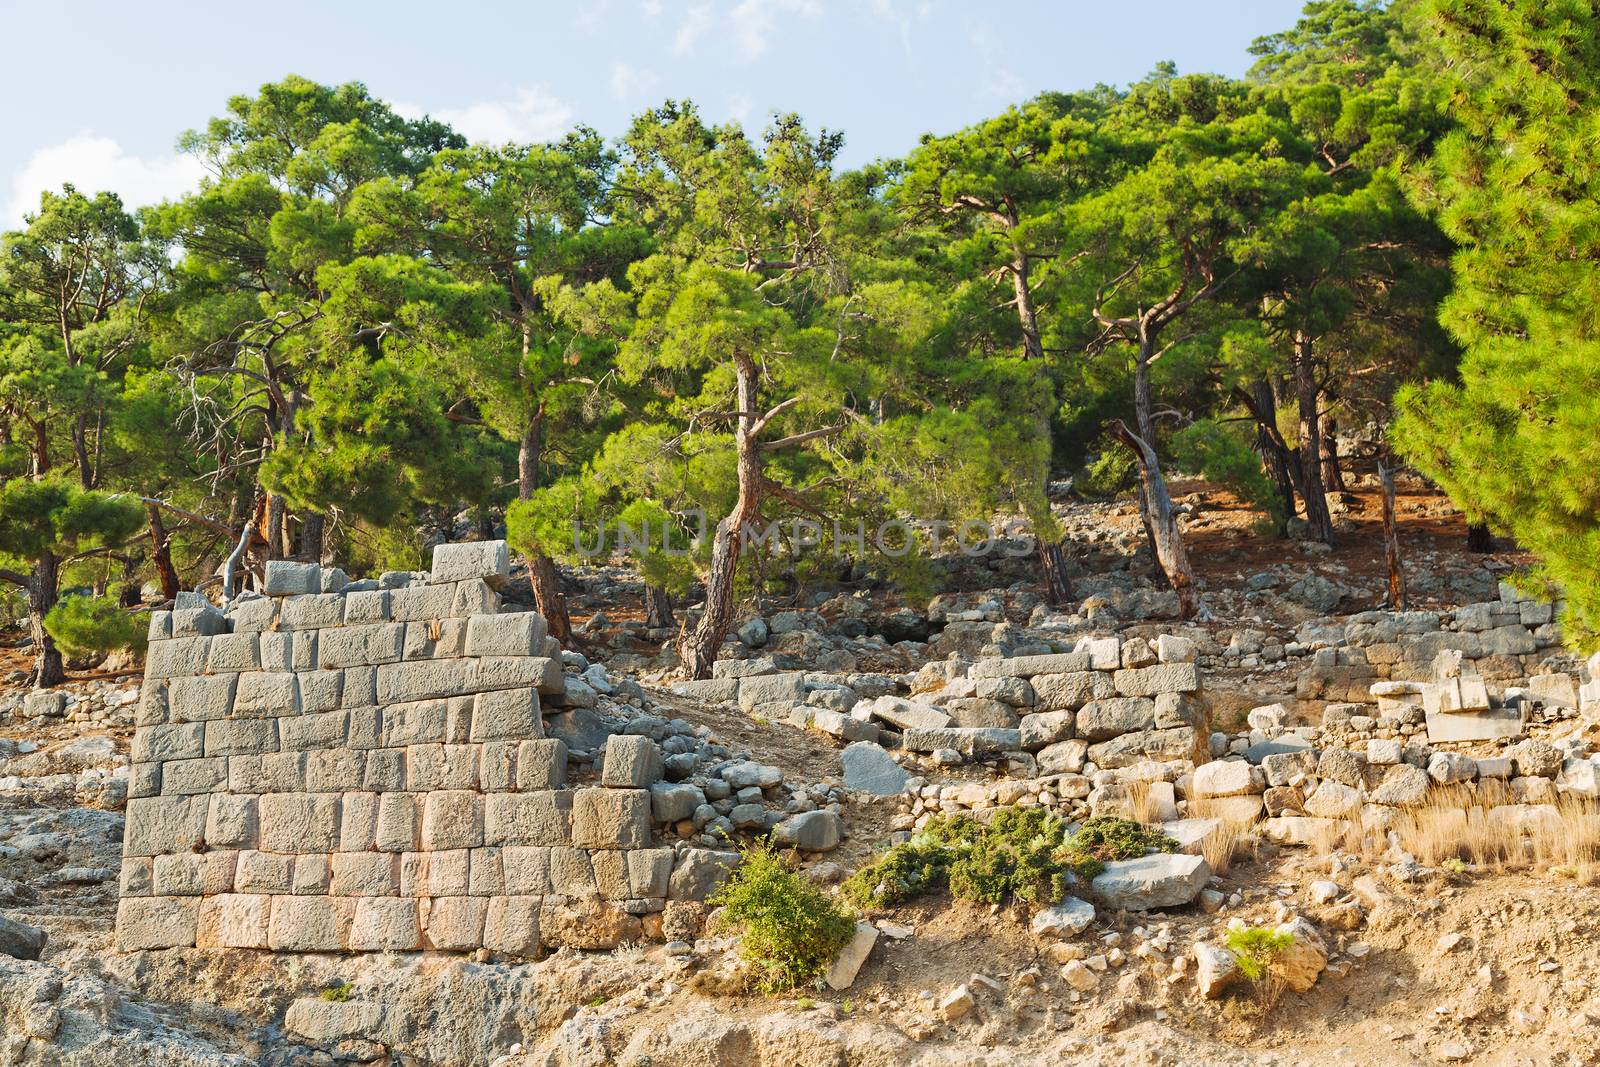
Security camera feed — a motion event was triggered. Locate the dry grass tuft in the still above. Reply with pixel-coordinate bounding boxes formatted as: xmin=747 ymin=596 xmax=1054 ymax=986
xmin=1382 ymin=795 xmax=1600 ymax=882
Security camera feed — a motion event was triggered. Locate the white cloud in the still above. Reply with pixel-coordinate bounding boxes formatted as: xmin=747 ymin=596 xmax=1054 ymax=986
xmin=673 ymin=4 xmax=715 ymax=55
xmin=5 ymin=134 xmax=205 ymax=226
xmin=400 ymin=88 xmax=575 ymax=146
xmin=609 ymin=62 xmax=658 ymax=102
xmin=870 ymin=0 xmax=931 ymax=55
xmin=729 ymin=0 xmax=821 ymax=60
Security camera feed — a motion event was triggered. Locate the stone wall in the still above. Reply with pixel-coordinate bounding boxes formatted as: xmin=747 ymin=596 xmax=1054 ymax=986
xmin=114 ymin=541 xmax=695 ymax=955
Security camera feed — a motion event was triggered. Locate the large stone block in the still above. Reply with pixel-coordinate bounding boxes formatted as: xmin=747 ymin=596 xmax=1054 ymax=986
xmin=278 ymin=710 xmax=349 ymax=752
xmin=268 ymin=896 xmax=353 ymax=951
xmin=263 ymin=560 xmax=322 ymax=596
xmin=116 ymin=896 xmax=200 ymax=950
xmin=291 ymin=854 xmax=331 ymax=894
xmin=338 ymin=792 xmax=379 ymax=852
xmin=423 ymin=896 xmax=487 ymax=951
xmin=171 ymin=604 xmax=228 ymax=638
xmin=737 ymin=672 xmax=807 ymax=710
xmin=318 ymin=623 xmax=405 ymax=669
xmin=227 ymin=752 xmax=307 ymax=794
xmin=228 ymin=596 xmax=279 ymax=634
xmin=160 ymin=756 xmax=228 ymax=795
xmin=1112 ymin=663 xmax=1202 ymax=697
xmin=1031 ymin=671 xmax=1116 ymax=711
xmin=1192 ymin=759 xmax=1264 ymax=799
xmin=152 ymin=851 xmax=237 ymax=896
xmin=349 ymin=897 xmax=421 ymax=951
xmin=431 ymin=540 xmax=510 ymax=588
xmin=469 ymin=847 xmax=504 ymax=895
xmin=296 ymin=669 xmax=344 ymax=713
xmin=258 ymin=633 xmax=294 ymax=672
xmin=471 ymin=688 xmax=542 ymax=742
xmin=330 ymin=852 xmax=399 ymax=896
xmin=363 ymin=749 xmax=407 ymax=792
xmin=970 ymin=653 xmax=1091 ymax=679
xmin=899 ymin=726 xmax=1020 ymax=755
xmin=206 ymin=632 xmax=261 ymax=673
xmin=233 ymin=672 xmax=301 ymax=716
xmin=602 ymin=734 xmax=662 ymax=788
xmin=167 ymin=675 xmax=238 ymax=726
xmin=196 ymin=893 xmax=272 ymax=949
xmin=375 ymin=793 xmax=418 ymax=852
xmin=204 ymin=718 xmax=278 ymax=757
xmin=279 ymin=593 xmax=345 ymax=630
xmin=1086 ymin=726 xmax=1198 ymax=768
xmin=502 ymin=847 xmax=553 ymax=894
xmin=259 ymin=793 xmax=341 ymax=853
xmin=389 ymin=584 xmax=456 ymax=623
xmin=421 ymin=790 xmax=483 ymax=851
xmin=473 ymin=656 xmax=564 ymax=695
xmin=1088 ymin=853 xmax=1211 ymax=910
xmin=206 ymin=795 xmax=258 ymax=849
xmin=1075 ymin=697 xmax=1156 ymax=741
xmin=465 ymin=611 xmax=548 ymax=657
xmin=132 ymin=722 xmax=205 ymax=763
xmin=375 ymin=659 xmax=473 ymax=704
xmin=1019 ymin=711 xmax=1075 ymax=750
xmin=484 ymin=791 xmax=572 ymax=846
xmin=667 ymin=849 xmax=740 ymax=901
xmin=517 ymin=739 xmax=568 ymax=791
xmin=305 ymin=748 xmax=368 ymax=792
xmin=235 ymin=850 xmax=294 ymax=894
xmin=343 ymin=590 xmax=391 ymax=624
xmin=146 ymin=637 xmax=213 ymax=679
xmin=125 ymin=795 xmax=208 ymax=857
xmin=382 ymin=700 xmax=448 ymax=746
xmin=571 ymin=787 xmax=652 ymax=849
xmin=483 ymin=895 xmax=542 ymax=954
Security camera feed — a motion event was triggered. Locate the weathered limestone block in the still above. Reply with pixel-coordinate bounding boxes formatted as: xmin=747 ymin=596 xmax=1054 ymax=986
xmin=338 ymin=792 xmax=379 ymax=852
xmin=737 ymin=672 xmax=807 ymax=710
xmin=228 ymin=752 xmax=308 ymax=794
xmin=572 ymin=788 xmax=652 ymax=849
xmin=421 ymin=790 xmax=483 ymax=851
xmin=374 ymin=793 xmax=418 ymax=853
xmin=297 ymin=670 xmax=344 ymax=713
xmin=204 ymin=718 xmax=278 ymax=758
xmin=474 ymin=656 xmax=564 ymax=695
xmin=971 ymin=653 xmax=1091 ymax=679
xmin=1032 ymin=671 xmax=1116 ymax=711
xmin=263 ymin=561 xmax=322 ymax=596
xmin=343 ymin=590 xmax=391 ymax=624
xmin=330 ymin=852 xmax=400 ymax=896
xmin=319 ymin=623 xmax=405 ymax=669
xmin=465 ymin=611 xmax=549 ymax=657
xmin=469 ymin=848 xmax=504 ymax=896
xmin=236 ymin=851 xmax=294 ymax=894
xmin=130 ymin=763 xmax=162 ymax=798
xmin=383 ymin=700 xmax=448 ymax=747
xmin=290 ymin=632 xmax=318 ymax=672
xmin=259 ymin=793 xmax=341 ymax=853
xmin=389 ymin=585 xmax=456 ymax=623
xmin=125 ymin=795 xmax=209 ymax=857
xmin=116 ymin=896 xmax=200 ymax=950
xmin=362 ymin=749 xmax=406 ymax=793
xmin=259 ymin=633 xmax=294 ymax=672
xmin=279 ymin=593 xmax=345 ymax=631
xmin=280 ymin=710 xmax=349 ymax=751
xmin=1076 ymin=698 xmax=1156 ymax=741
xmin=1112 ymin=663 xmax=1201 ymax=697
xmin=132 ymin=722 xmax=205 ymax=763
xmin=268 ymin=896 xmax=353 ymax=951
xmin=349 ymin=897 xmax=421 ymax=951
xmin=146 ymin=637 xmax=213 ymax=679
xmin=667 ymin=849 xmax=740 ymax=901
xmin=484 ymin=791 xmax=572 ymax=846
xmin=479 ymin=741 xmax=517 ymax=791
xmin=228 ymin=597 xmax=279 ymax=634
xmin=205 ymin=795 xmax=258 ymax=849
xmin=423 ymin=896 xmax=487 ymax=951
xmin=161 ymin=756 xmax=228 ymax=795
xmin=1086 ymin=727 xmax=1197 ymax=769
xmin=516 ymin=740 xmax=569 ymax=792
xmin=431 ymin=540 xmax=510 ymax=588
xmin=602 ymin=735 xmax=663 ymax=788
xmin=196 ymin=893 xmax=272 ymax=949
xmin=376 ymin=659 xmax=473 ymax=704
xmin=483 ymin=895 xmax=541 ymax=954
xmin=502 ymin=847 xmax=554 ymax=894
xmin=471 ymin=688 xmax=542 ymax=742
xmin=233 ymin=672 xmax=301 ymax=716
xmin=206 ymin=633 xmax=261 ymax=673
xmin=153 ymin=852 xmax=237 ymax=896
xmin=292 ymin=854 xmax=331 ymax=894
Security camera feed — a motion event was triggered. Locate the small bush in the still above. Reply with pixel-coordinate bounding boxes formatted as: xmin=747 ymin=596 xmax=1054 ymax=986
xmin=1225 ymin=926 xmax=1295 ymax=982
xmin=43 ymin=593 xmax=148 ymax=657
xmin=1169 ymin=418 xmax=1286 ymax=529
xmin=710 ymin=844 xmax=857 ymax=994
xmin=841 ymin=812 xmax=1176 ymax=910
xmin=1073 ymin=438 xmax=1139 ymax=499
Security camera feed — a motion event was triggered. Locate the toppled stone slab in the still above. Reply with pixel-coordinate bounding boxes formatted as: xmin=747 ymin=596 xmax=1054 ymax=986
xmin=840 ymin=742 xmax=909 ymax=796
xmin=825 ymin=921 xmax=879 ymax=990
xmin=900 ymin=727 xmax=1020 ymax=756
xmin=1087 ymin=853 xmax=1210 ymax=911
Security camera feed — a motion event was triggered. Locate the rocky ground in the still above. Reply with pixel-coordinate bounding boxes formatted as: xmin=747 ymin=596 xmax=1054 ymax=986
xmin=4 ymin=477 xmax=1598 ymax=1066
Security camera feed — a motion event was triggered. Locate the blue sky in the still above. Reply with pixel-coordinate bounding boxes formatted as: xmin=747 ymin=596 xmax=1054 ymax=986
xmin=0 ymin=0 xmax=1308 ymax=224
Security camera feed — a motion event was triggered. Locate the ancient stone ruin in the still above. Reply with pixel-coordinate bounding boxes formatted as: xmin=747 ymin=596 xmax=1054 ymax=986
xmin=114 ymin=541 xmax=707 ymax=954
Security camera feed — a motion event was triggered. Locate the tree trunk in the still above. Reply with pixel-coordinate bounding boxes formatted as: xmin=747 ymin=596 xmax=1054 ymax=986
xmin=72 ymin=413 xmax=93 ymax=490
xmin=1318 ymin=411 xmax=1345 ymax=493
xmin=1038 ymin=539 xmax=1073 ymax=606
xmin=1109 ymin=421 xmax=1208 ymax=621
xmin=146 ymin=503 xmax=180 ymax=601
xmin=644 ymin=584 xmax=676 ymax=629
xmin=1239 ymin=381 xmax=1297 ymax=533
xmin=1467 ymin=522 xmax=1494 ymax=553
xmin=679 ymin=352 xmax=763 ymax=679
xmin=1011 ymin=254 xmax=1044 ymax=362
xmin=297 ymin=512 xmax=324 ymax=563
xmin=1379 ymin=458 xmax=1407 ymax=611
xmin=265 ymin=494 xmax=286 ymax=560
xmin=29 ymin=552 xmax=64 ymax=688
xmin=515 ymin=412 xmax=573 ymax=644
xmin=1293 ymin=332 xmax=1335 ymax=545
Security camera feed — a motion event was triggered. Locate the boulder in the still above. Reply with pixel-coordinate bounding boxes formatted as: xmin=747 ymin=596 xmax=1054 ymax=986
xmin=1031 ymin=896 xmax=1096 ymax=939
xmin=770 ymin=810 xmax=843 ymax=852
xmin=840 ymin=742 xmax=908 ymax=796
xmin=1192 ymin=759 xmax=1263 ymax=799
xmin=1194 ymin=942 xmax=1239 ymax=998
xmin=0 ymin=914 xmax=47 ymax=960
xmin=1087 ymin=853 xmax=1210 ymax=911
xmin=825 ymin=921 xmax=879 ymax=990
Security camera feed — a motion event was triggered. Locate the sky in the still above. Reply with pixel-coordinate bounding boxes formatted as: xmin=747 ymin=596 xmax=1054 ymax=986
xmin=0 ymin=0 xmax=1308 ymax=225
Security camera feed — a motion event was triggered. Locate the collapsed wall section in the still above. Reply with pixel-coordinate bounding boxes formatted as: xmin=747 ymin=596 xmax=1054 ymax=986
xmin=113 ymin=542 xmax=676 ymax=955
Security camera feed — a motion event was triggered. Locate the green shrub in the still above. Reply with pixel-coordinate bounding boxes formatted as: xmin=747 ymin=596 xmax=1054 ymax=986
xmin=841 ymin=813 xmax=1177 ymax=910
xmin=319 ymin=982 xmax=353 ymax=1002
xmin=1169 ymin=417 xmax=1285 ymax=529
xmin=43 ymin=593 xmax=148 ymax=657
xmin=1073 ymin=437 xmax=1138 ymax=499
xmin=710 ymin=844 xmax=857 ymax=994
xmin=1224 ymin=926 xmax=1295 ymax=982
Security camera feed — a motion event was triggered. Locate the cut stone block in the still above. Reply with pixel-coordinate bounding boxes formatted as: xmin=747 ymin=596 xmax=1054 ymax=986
xmin=483 ymin=895 xmax=542 ymax=954
xmin=263 ymin=561 xmax=322 ymax=596
xmin=602 ymin=734 xmax=663 ymax=788
xmin=421 ymin=790 xmax=483 ymax=851
xmin=132 ymin=722 xmax=205 ymax=763
xmin=465 ymin=611 xmax=548 ymax=657
xmin=471 ymin=688 xmax=542 ymax=742
xmin=473 ymin=656 xmax=564 ymax=696
xmin=1112 ymin=663 xmax=1202 ymax=697
xmin=517 ymin=739 xmax=568 ymax=790
xmin=116 ymin=896 xmax=200 ymax=950
xmin=970 ymin=653 xmax=1091 ymax=679
xmin=349 ymin=897 xmax=421 ymax=951
xmin=204 ymin=718 xmax=278 ymax=757
xmin=318 ymin=623 xmax=405 ymax=669
xmin=423 ymin=896 xmax=487 ymax=951
xmin=196 ymin=893 xmax=272 ymax=949
xmin=572 ymin=788 xmax=652 ymax=849
xmin=125 ymin=795 xmax=209 ymax=857
xmin=431 ymin=540 xmax=510 ymax=588
xmin=330 ymin=852 xmax=400 ymax=896
xmin=146 ymin=637 xmax=212 ymax=679
xmin=259 ymin=793 xmax=341 ymax=853
xmin=268 ymin=896 xmax=353 ymax=951
xmin=206 ymin=633 xmax=261 ymax=673
xmin=484 ymin=791 xmax=572 ymax=847
xmin=737 ymin=672 xmax=807 ymax=711
xmin=233 ymin=672 xmax=301 ymax=716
